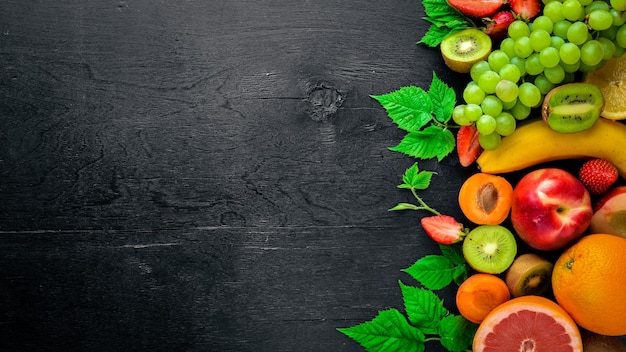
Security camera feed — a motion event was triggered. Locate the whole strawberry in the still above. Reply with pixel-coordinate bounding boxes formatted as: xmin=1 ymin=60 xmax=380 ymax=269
xmin=579 ymin=159 xmax=619 ymax=195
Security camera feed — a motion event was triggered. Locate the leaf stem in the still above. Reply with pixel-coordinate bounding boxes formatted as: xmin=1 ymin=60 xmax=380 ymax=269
xmin=411 ymin=187 xmax=441 ymax=216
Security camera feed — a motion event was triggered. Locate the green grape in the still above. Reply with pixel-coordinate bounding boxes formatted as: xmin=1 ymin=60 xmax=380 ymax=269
xmin=508 ymin=20 xmax=531 ymax=39
xmin=478 ymin=132 xmax=501 ymax=150
xmin=614 ymin=44 xmax=626 ymax=57
xmin=611 ymin=9 xmax=626 ymax=27
xmin=578 ymin=60 xmax=604 ymax=72
xmin=585 ymin=1 xmax=610 ymax=14
xmin=477 ymin=70 xmax=501 ymax=94
xmin=539 ymin=46 xmax=561 ymax=67
xmin=510 ymin=56 xmax=527 ymax=74
xmin=563 ymin=71 xmax=576 ymax=83
xmin=562 ymin=0 xmax=584 ymax=21
xmin=534 ymin=74 xmax=556 ymax=94
xmin=567 ymin=21 xmax=589 ymax=45
xmin=464 ymin=104 xmax=484 ymax=121
xmin=525 ymin=53 xmax=545 ymax=75
xmin=510 ymin=99 xmax=532 ymax=120
xmin=463 ymin=82 xmax=486 ymax=105
xmin=598 ymin=37 xmax=616 ymax=59
xmin=617 ymin=24 xmax=626 ymax=48
xmin=612 ymin=0 xmax=626 ymax=12
xmin=581 ymin=40 xmax=605 ymax=66
xmin=553 ymin=20 xmax=573 ymax=38
xmin=500 ymin=38 xmax=517 ymax=58
xmin=494 ymin=112 xmax=517 ymax=136
xmin=470 ymin=60 xmax=492 ymax=82
xmin=495 ymin=80 xmax=520 ymax=103
xmin=579 ymin=0 xmax=593 ymax=5
xmin=559 ymin=42 xmax=581 ymax=64
xmin=488 ymin=50 xmax=511 ymax=72
xmin=502 ymin=98 xmax=518 ymax=110
xmin=519 ymin=82 xmax=542 ymax=107
xmin=600 ymin=26 xmax=618 ymax=40
xmin=550 ymin=35 xmax=566 ymax=49
xmin=481 ymin=95 xmax=504 ymax=116
xmin=464 ymin=104 xmax=483 ymax=122
xmin=499 ymin=63 xmax=522 ymax=82
xmin=452 ymin=105 xmax=472 ymax=126
xmin=588 ymin=10 xmax=614 ymax=31
xmin=530 ymin=29 xmax=552 ymax=52
xmin=514 ymin=36 xmax=534 ymax=58
xmin=544 ymin=64 xmax=566 ymax=84
xmin=561 ymin=60 xmax=581 ymax=72
xmin=476 ymin=114 xmax=497 ymax=135
xmin=533 ymin=16 xmax=555 ymax=33
xmin=544 ymin=1 xmax=566 ymax=22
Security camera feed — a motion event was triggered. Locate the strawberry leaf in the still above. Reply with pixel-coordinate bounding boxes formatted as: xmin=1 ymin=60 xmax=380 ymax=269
xmin=389 ymin=126 xmax=455 ymax=161
xmin=399 ymin=281 xmax=449 ymax=335
xmin=337 ymin=309 xmax=426 ymax=352
xmin=371 ymin=87 xmax=434 ymax=133
xmin=438 ymin=315 xmax=478 ymax=352
xmin=403 ymin=255 xmax=456 ymax=290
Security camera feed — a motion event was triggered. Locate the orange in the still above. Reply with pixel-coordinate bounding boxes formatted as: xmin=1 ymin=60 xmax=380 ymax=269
xmin=473 ymin=295 xmax=582 ymax=352
xmin=583 ymin=54 xmax=626 ymax=120
xmin=552 ymin=234 xmax=626 ymax=336
xmin=455 ymin=273 xmax=510 ymax=324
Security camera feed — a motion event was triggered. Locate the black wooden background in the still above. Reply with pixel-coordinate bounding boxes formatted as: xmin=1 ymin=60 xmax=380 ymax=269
xmin=0 ymin=1 xmax=534 ymax=351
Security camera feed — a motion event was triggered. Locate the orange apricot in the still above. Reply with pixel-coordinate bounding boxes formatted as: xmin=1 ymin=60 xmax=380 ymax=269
xmin=458 ymin=172 xmax=513 ymax=225
xmin=456 ymin=273 xmax=511 ymax=324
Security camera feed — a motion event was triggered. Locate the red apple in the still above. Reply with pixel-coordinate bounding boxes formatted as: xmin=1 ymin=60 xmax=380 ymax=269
xmin=511 ymin=168 xmax=593 ymax=251
xmin=589 ymin=186 xmax=626 ymax=238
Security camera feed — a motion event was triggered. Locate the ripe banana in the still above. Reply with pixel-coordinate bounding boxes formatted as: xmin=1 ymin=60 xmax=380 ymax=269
xmin=477 ymin=118 xmax=626 ymax=180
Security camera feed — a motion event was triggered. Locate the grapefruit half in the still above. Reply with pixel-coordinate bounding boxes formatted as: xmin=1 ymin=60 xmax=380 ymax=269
xmin=473 ymin=295 xmax=582 ymax=352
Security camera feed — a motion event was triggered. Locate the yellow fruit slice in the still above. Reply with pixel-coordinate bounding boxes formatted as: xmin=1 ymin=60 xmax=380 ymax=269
xmin=583 ymin=54 xmax=626 ymax=120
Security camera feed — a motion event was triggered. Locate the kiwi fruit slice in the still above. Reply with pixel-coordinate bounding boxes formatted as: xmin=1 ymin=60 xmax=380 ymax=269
xmin=440 ymin=28 xmax=492 ymax=73
xmin=541 ymin=83 xmax=604 ymax=133
xmin=504 ymin=253 xmax=554 ymax=297
xmin=462 ymin=225 xmax=517 ymax=274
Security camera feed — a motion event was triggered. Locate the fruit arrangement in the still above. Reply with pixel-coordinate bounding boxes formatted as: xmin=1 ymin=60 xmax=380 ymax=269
xmin=339 ymin=0 xmax=626 ymax=350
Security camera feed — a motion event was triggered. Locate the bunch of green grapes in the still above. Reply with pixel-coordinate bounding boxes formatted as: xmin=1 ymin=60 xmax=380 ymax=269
xmin=453 ymin=0 xmax=626 ymax=150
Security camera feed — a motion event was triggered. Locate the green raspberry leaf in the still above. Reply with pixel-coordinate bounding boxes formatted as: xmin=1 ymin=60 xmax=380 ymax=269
xmin=438 ymin=315 xmax=479 ymax=352
xmin=453 ymin=263 xmax=471 ymax=286
xmin=399 ymin=281 xmax=449 ymax=335
xmin=371 ymin=87 xmax=434 ymax=133
xmin=438 ymin=243 xmax=466 ymax=265
xmin=337 ymin=309 xmax=425 ymax=352
xmin=418 ymin=0 xmax=472 ymax=47
xmin=389 ymin=202 xmax=421 ymax=211
xmin=428 ymin=72 xmax=456 ymax=123
xmin=389 ymin=126 xmax=455 ymax=161
xmin=398 ymin=163 xmax=435 ymax=190
xmin=402 ymin=255 xmax=455 ymax=290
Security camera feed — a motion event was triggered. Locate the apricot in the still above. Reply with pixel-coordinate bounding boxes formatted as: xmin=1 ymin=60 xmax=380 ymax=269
xmin=456 ymin=273 xmax=510 ymax=324
xmin=458 ymin=172 xmax=513 ymax=225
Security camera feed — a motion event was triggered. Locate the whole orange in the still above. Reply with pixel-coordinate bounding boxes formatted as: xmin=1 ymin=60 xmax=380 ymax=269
xmin=552 ymin=234 xmax=626 ymax=336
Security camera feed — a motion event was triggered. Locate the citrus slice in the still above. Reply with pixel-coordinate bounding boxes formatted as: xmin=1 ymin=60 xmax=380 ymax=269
xmin=473 ymin=295 xmax=582 ymax=352
xmin=583 ymin=54 xmax=626 ymax=120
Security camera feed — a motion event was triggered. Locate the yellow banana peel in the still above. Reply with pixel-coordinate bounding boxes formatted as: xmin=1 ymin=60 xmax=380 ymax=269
xmin=476 ymin=118 xmax=626 ymax=180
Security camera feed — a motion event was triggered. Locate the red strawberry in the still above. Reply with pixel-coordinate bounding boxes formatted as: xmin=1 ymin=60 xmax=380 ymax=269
xmin=448 ymin=0 xmax=504 ymax=18
xmin=420 ymin=215 xmax=466 ymax=245
xmin=483 ymin=11 xmax=516 ymax=40
xmin=509 ymin=0 xmax=541 ymax=20
xmin=457 ymin=124 xmax=483 ymax=167
xmin=578 ymin=159 xmax=619 ymax=195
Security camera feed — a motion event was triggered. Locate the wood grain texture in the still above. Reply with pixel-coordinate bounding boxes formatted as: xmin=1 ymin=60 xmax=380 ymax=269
xmin=1 ymin=1 xmax=476 ymax=351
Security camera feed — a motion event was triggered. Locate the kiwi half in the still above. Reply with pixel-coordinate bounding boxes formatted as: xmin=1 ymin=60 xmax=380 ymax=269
xmin=462 ymin=225 xmax=517 ymax=274
xmin=541 ymin=83 xmax=604 ymax=133
xmin=504 ymin=253 xmax=554 ymax=297
xmin=440 ymin=28 xmax=492 ymax=73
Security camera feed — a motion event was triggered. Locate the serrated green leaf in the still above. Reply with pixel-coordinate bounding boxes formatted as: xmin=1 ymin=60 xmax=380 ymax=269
xmin=419 ymin=0 xmax=471 ymax=47
xmin=429 ymin=72 xmax=456 ymax=123
xmin=337 ymin=309 xmax=425 ymax=352
xmin=371 ymin=87 xmax=434 ymax=132
xmin=400 ymin=163 xmax=435 ymax=190
xmin=453 ymin=264 xmax=470 ymax=286
xmin=399 ymin=281 xmax=449 ymax=335
xmin=389 ymin=126 xmax=455 ymax=161
xmin=438 ymin=243 xmax=466 ymax=265
xmin=438 ymin=315 xmax=478 ymax=352
xmin=389 ymin=203 xmax=420 ymax=211
xmin=417 ymin=24 xmax=451 ymax=47
xmin=403 ymin=255 xmax=455 ymax=290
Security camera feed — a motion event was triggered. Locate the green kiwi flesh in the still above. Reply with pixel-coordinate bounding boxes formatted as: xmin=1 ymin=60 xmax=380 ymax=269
xmin=504 ymin=253 xmax=554 ymax=297
xmin=462 ymin=225 xmax=517 ymax=274
xmin=440 ymin=28 xmax=492 ymax=73
xmin=541 ymin=83 xmax=604 ymax=133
